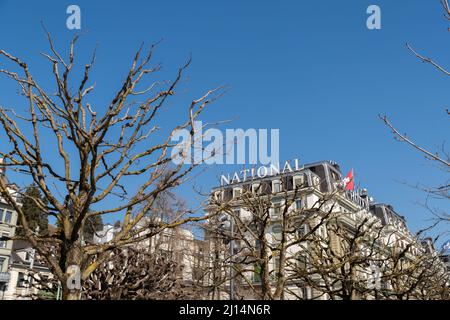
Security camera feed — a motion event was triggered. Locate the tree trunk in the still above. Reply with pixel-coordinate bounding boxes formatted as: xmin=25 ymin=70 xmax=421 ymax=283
xmin=63 ymin=288 xmax=82 ymax=300
xmin=61 ymin=244 xmax=83 ymax=300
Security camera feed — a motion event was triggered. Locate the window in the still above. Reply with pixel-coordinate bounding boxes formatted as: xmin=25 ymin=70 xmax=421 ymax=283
xmin=17 ymin=272 xmax=27 ymax=288
xmin=273 ymin=256 xmax=281 ymax=276
xmin=297 ymin=224 xmax=309 ymax=238
xmin=300 ymin=286 xmax=310 ymax=300
xmin=251 ymin=184 xmax=261 ymax=194
xmin=253 ymin=263 xmax=262 ymax=283
xmin=40 ymin=275 xmax=49 ymax=284
xmin=293 ymin=175 xmax=304 ymax=189
xmin=272 ymin=180 xmax=281 ymax=193
xmin=255 ymin=239 xmax=261 ymax=250
xmin=4 ymin=211 xmax=12 ymax=224
xmin=312 ymin=176 xmax=320 ymax=188
xmin=0 ymin=233 xmax=8 ymax=248
xmin=193 ymin=268 xmax=203 ymax=281
xmin=297 ymin=254 xmax=307 ymax=270
xmin=233 ymin=188 xmax=242 ymax=199
xmin=159 ymin=249 xmax=172 ymax=259
xmin=330 ymin=170 xmax=340 ymax=181
xmin=272 ymin=225 xmax=282 ymax=233
xmin=295 ymin=199 xmax=302 ymax=210
xmin=381 ymin=279 xmax=390 ymax=292
xmin=272 ymin=225 xmax=282 ymax=241
xmin=176 ymin=252 xmax=185 ymax=263
xmin=213 ymin=191 xmax=222 ymax=201
xmin=272 ymin=204 xmax=281 ymax=218
xmin=232 ymin=241 xmax=241 ymax=255
xmin=317 ymin=227 xmax=326 ymax=239
xmin=0 ymin=256 xmax=5 ymax=271
xmin=25 ymin=251 xmax=32 ymax=262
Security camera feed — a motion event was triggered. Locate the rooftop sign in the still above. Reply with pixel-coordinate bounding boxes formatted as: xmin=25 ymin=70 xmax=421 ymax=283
xmin=220 ymin=159 xmax=301 ymax=186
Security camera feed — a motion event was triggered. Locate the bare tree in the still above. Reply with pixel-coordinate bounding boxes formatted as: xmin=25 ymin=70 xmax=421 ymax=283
xmin=204 ymin=177 xmax=351 ymax=300
xmin=379 ymin=241 xmax=450 ymax=300
xmin=380 ymin=0 xmax=450 ymax=224
xmin=204 ymin=176 xmax=450 ymax=300
xmin=0 ymin=33 xmax=222 ymax=299
xmin=83 ymin=247 xmax=200 ymax=300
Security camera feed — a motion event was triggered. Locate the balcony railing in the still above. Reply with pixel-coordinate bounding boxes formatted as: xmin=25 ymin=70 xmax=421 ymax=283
xmin=344 ymin=190 xmax=369 ymax=209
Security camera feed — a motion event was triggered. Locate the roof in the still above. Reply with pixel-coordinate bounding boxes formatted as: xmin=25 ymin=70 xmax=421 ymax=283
xmin=12 ymin=240 xmax=30 ymax=251
xmin=10 ymin=240 xmax=50 ymax=270
xmin=370 ymin=202 xmax=407 ymax=223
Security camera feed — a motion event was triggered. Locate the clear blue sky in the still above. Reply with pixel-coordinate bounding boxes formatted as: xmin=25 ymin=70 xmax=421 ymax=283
xmin=0 ymin=1 xmax=448 ymax=244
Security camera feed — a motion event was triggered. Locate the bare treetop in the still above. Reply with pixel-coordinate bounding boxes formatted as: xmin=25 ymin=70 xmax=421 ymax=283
xmin=0 ymin=33 xmax=223 ymax=299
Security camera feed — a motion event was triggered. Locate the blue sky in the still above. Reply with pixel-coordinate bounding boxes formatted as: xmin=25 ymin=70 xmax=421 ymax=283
xmin=0 ymin=1 xmax=448 ymax=244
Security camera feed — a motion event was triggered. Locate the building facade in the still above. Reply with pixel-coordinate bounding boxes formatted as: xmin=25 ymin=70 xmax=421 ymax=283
xmin=132 ymin=219 xmax=207 ymax=286
xmin=204 ymin=160 xmax=449 ymax=300
xmin=92 ymin=218 xmax=207 ymax=289
xmin=3 ymin=240 xmax=54 ymax=300
xmin=0 ymin=167 xmax=19 ymax=299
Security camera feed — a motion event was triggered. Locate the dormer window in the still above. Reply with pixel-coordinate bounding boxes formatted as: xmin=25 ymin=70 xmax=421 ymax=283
xmin=272 ymin=180 xmax=282 ymax=193
xmin=24 ymin=250 xmax=33 ymax=262
xmin=252 ymin=183 xmax=261 ymax=195
xmin=293 ymin=175 xmax=304 ymax=189
xmin=312 ymin=176 xmax=320 ymax=188
xmin=213 ymin=191 xmax=223 ymax=202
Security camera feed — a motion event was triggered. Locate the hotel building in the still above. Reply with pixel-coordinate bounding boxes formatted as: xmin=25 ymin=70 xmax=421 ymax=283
xmin=204 ymin=160 xmax=447 ymax=300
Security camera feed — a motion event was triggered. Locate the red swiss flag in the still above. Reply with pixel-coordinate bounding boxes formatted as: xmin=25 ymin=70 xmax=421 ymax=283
xmin=343 ymin=169 xmax=354 ymax=191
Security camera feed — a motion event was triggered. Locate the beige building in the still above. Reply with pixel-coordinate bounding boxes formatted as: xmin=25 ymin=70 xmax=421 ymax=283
xmin=93 ymin=218 xmax=207 ymax=287
xmin=0 ymin=163 xmax=54 ymax=300
xmin=134 ymin=219 xmax=207 ymax=285
xmin=0 ymin=170 xmax=19 ymax=299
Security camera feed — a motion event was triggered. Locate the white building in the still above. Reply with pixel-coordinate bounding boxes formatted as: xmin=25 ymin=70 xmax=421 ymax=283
xmin=92 ymin=218 xmax=206 ymax=286
xmin=204 ymin=160 xmax=444 ymax=300
xmin=3 ymin=240 xmax=54 ymax=300
xmin=92 ymin=224 xmax=121 ymax=244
